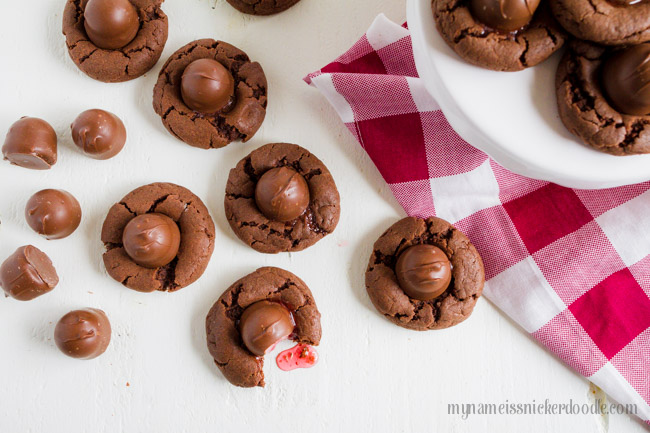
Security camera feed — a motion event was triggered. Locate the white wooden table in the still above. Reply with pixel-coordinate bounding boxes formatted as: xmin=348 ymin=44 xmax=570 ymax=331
xmin=0 ymin=1 xmax=646 ymax=432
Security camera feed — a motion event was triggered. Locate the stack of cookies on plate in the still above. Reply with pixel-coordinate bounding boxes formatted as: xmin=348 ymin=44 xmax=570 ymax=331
xmin=432 ymin=0 xmax=650 ymax=155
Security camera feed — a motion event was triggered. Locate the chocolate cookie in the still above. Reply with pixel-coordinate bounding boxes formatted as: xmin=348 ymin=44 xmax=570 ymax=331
xmin=226 ymin=0 xmax=301 ymax=15
xmin=433 ymin=0 xmax=567 ymax=71
xmin=556 ymin=41 xmax=650 ymax=155
xmin=225 ymin=143 xmax=340 ymax=254
xmin=62 ymin=0 xmax=169 ymax=83
xmin=101 ymin=182 xmax=215 ymax=292
xmin=153 ymin=39 xmax=268 ymax=149
xmin=205 ymin=267 xmax=321 ymax=388
xmin=551 ymin=0 xmax=650 ymax=46
xmin=365 ymin=217 xmax=485 ymax=331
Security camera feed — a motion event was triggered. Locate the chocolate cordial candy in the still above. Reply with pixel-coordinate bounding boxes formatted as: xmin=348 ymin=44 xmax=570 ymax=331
xmin=71 ymin=109 xmax=126 ymax=160
xmin=122 ymin=213 xmax=181 ymax=268
xmin=254 ymin=166 xmax=310 ymax=222
xmin=54 ymin=308 xmax=111 ymax=360
xmin=2 ymin=117 xmax=57 ymax=170
xmin=25 ymin=189 xmax=82 ymax=240
xmin=470 ymin=0 xmax=541 ymax=32
xmin=239 ymin=301 xmax=295 ymax=356
xmin=0 ymin=246 xmax=59 ymax=301
xmin=395 ymin=244 xmax=452 ymax=301
xmin=83 ymin=0 xmax=140 ymax=50
xmin=601 ymin=44 xmax=650 ymax=116
xmin=181 ymin=59 xmax=235 ymax=114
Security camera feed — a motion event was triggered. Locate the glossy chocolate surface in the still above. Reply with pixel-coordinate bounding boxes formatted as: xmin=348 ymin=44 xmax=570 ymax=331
xmin=0 ymin=246 xmax=58 ymax=301
xmin=25 ymin=189 xmax=82 ymax=240
xmin=54 ymin=308 xmax=112 ymax=359
xmin=239 ymin=301 xmax=294 ymax=356
xmin=254 ymin=166 xmax=310 ymax=222
xmin=395 ymin=244 xmax=452 ymax=301
xmin=122 ymin=213 xmax=181 ymax=268
xmin=2 ymin=117 xmax=57 ymax=170
xmin=71 ymin=109 xmax=126 ymax=160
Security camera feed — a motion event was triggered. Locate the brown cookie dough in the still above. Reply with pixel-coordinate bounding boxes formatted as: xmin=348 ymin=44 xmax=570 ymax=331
xmin=365 ymin=217 xmax=485 ymax=331
xmin=206 ymin=267 xmax=322 ymax=388
xmin=433 ymin=0 xmax=567 ymax=71
xmin=101 ymin=182 xmax=215 ymax=292
xmin=153 ymin=39 xmax=268 ymax=149
xmin=556 ymin=40 xmax=650 ymax=155
xmin=225 ymin=143 xmax=341 ymax=254
xmin=62 ymin=0 xmax=169 ymax=83
xmin=551 ymin=0 xmax=650 ymax=46
xmin=226 ymin=0 xmax=301 ymax=15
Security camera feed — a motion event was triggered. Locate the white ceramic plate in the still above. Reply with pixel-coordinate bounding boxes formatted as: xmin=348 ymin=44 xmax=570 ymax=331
xmin=407 ymin=0 xmax=650 ymax=190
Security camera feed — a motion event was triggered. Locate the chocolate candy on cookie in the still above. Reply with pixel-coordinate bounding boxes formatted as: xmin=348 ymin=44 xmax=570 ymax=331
xmin=101 ymin=183 xmax=215 ymax=292
xmin=83 ymin=0 xmax=140 ymax=50
xmin=254 ymin=167 xmax=310 ymax=222
xmin=434 ymin=0 xmax=567 ymax=71
xmin=71 ymin=109 xmax=127 ymax=160
xmin=2 ymin=117 xmax=57 ymax=170
xmin=366 ymin=217 xmax=485 ymax=331
xmin=550 ymin=0 xmax=650 ymax=46
xmin=0 ymin=246 xmax=59 ymax=301
xmin=601 ymin=44 xmax=650 ymax=117
xmin=122 ymin=213 xmax=181 ymax=268
xmin=395 ymin=244 xmax=452 ymax=301
xmin=225 ymin=143 xmax=341 ymax=254
xmin=25 ymin=189 xmax=82 ymax=240
xmin=54 ymin=308 xmax=111 ymax=360
xmin=239 ymin=301 xmax=295 ymax=356
xmin=153 ymin=39 xmax=267 ymax=149
xmin=62 ymin=0 xmax=169 ymax=83
xmin=206 ymin=267 xmax=321 ymax=387
xmin=181 ymin=59 xmax=235 ymax=114
xmin=470 ymin=0 xmax=540 ymax=32
xmin=556 ymin=40 xmax=650 ymax=155
xmin=226 ymin=0 xmax=301 ymax=15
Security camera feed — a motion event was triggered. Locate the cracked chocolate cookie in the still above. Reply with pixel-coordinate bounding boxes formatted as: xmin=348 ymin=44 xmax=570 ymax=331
xmin=226 ymin=0 xmax=301 ymax=15
xmin=225 ymin=143 xmax=340 ymax=254
xmin=153 ymin=39 xmax=268 ymax=149
xmin=365 ymin=217 xmax=484 ymax=331
xmin=101 ymin=182 xmax=215 ymax=292
xmin=206 ymin=267 xmax=321 ymax=388
xmin=550 ymin=0 xmax=650 ymax=46
xmin=62 ymin=0 xmax=168 ymax=83
xmin=433 ymin=0 xmax=567 ymax=71
xmin=556 ymin=40 xmax=650 ymax=155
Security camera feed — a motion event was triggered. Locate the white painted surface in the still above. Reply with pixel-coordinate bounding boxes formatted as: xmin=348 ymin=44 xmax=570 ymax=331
xmin=407 ymin=0 xmax=650 ymax=189
xmin=0 ymin=1 xmax=646 ymax=432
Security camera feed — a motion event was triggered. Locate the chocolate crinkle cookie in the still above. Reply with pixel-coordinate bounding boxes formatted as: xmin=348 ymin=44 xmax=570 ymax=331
xmin=226 ymin=0 xmax=302 ymax=15
xmin=225 ymin=143 xmax=341 ymax=254
xmin=62 ymin=0 xmax=169 ymax=83
xmin=153 ymin=39 xmax=268 ymax=149
xmin=556 ymin=40 xmax=650 ymax=155
xmin=366 ymin=217 xmax=485 ymax=331
xmin=433 ymin=0 xmax=566 ymax=71
xmin=101 ymin=182 xmax=215 ymax=292
xmin=206 ymin=267 xmax=321 ymax=388
xmin=550 ymin=0 xmax=650 ymax=46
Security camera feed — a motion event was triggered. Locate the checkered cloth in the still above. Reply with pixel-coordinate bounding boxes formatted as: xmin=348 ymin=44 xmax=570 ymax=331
xmin=305 ymin=14 xmax=650 ymax=425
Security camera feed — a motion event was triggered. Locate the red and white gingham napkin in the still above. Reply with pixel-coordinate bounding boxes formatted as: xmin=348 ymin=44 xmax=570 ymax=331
xmin=305 ymin=14 xmax=650 ymax=425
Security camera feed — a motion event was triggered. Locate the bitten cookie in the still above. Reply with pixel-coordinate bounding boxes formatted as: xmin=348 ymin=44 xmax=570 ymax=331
xmin=551 ymin=0 xmax=650 ymax=46
xmin=365 ymin=217 xmax=484 ymax=331
xmin=62 ymin=0 xmax=169 ymax=83
xmin=206 ymin=267 xmax=322 ymax=388
xmin=153 ymin=39 xmax=268 ymax=149
xmin=101 ymin=182 xmax=215 ymax=292
xmin=556 ymin=41 xmax=650 ymax=155
xmin=433 ymin=0 xmax=566 ymax=71
xmin=225 ymin=143 xmax=341 ymax=254
xmin=226 ymin=0 xmax=301 ymax=15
